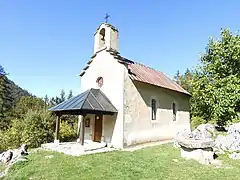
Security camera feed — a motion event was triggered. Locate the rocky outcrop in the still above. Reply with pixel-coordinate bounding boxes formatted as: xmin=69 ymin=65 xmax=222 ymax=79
xmin=0 ymin=144 xmax=28 ymax=178
xmin=174 ymin=124 xmax=216 ymax=165
xmin=215 ymin=123 xmax=240 ymax=152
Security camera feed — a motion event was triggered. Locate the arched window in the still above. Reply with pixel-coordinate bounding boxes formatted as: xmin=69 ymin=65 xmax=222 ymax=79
xmin=172 ymin=102 xmax=177 ymax=121
xmin=151 ymin=99 xmax=157 ymax=120
xmin=99 ymin=28 xmax=105 ymax=48
xmin=96 ymin=76 xmax=103 ymax=88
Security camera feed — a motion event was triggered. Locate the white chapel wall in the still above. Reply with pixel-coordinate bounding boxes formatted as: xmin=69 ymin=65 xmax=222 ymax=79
xmin=81 ymin=51 xmax=125 ymax=148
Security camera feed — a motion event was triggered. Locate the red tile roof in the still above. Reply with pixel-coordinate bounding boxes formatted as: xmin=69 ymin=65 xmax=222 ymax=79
xmin=128 ymin=62 xmax=190 ymax=95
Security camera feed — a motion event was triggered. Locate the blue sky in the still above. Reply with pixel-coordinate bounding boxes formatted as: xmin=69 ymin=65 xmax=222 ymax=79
xmin=0 ymin=1 xmax=239 ymax=98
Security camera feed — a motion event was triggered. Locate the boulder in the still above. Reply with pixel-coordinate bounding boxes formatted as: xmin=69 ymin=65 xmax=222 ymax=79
xmin=192 ymin=124 xmax=215 ymax=139
xmin=0 ymin=150 xmax=13 ymax=164
xmin=180 ymin=147 xmax=214 ymax=165
xmin=0 ymin=144 xmax=28 ymax=164
xmin=214 ymin=123 xmax=240 ymax=152
xmin=175 ymin=137 xmax=215 ymax=149
xmin=0 ymin=144 xmax=29 ymax=178
xmin=173 ymin=129 xmax=192 ymax=148
xmin=229 ymin=152 xmax=240 ymax=160
xmin=227 ymin=123 xmax=240 ymax=136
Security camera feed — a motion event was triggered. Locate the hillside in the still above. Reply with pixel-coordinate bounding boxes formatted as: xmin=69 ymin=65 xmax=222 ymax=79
xmin=1 ymin=76 xmax=32 ymax=111
xmin=0 ymin=76 xmax=32 ymax=128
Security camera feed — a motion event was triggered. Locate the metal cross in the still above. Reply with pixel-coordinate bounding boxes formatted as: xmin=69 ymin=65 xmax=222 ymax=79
xmin=104 ymin=13 xmax=110 ymax=23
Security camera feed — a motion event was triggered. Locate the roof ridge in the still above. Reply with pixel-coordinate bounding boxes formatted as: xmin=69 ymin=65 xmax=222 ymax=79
xmin=89 ymin=89 xmax=106 ymax=110
xmin=80 ymin=89 xmax=91 ymax=110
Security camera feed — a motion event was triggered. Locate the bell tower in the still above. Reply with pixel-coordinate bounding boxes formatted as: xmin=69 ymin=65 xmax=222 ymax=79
xmin=93 ymin=16 xmax=119 ymax=53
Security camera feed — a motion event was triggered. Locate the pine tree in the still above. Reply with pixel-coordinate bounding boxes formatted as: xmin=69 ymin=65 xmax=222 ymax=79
xmin=68 ymin=90 xmax=73 ymax=99
xmin=60 ymin=90 xmax=65 ymax=103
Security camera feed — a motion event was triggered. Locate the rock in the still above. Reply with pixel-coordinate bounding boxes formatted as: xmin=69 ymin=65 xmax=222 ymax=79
xmin=213 ymin=147 xmax=225 ymax=155
xmin=174 ymin=124 xmax=217 ymax=164
xmin=176 ymin=129 xmax=192 ymax=139
xmin=192 ymin=124 xmax=215 ymax=139
xmin=0 ymin=144 xmax=29 ymax=178
xmin=211 ymin=159 xmax=222 ymax=167
xmin=180 ymin=147 xmax=214 ymax=165
xmin=0 ymin=144 xmax=29 ymax=164
xmin=0 ymin=150 xmax=13 ymax=163
xmin=229 ymin=152 xmax=240 ymax=160
xmin=227 ymin=123 xmax=240 ymax=136
xmin=174 ymin=129 xmax=192 ymax=148
xmin=19 ymin=144 xmax=28 ymax=155
xmin=214 ymin=123 xmax=240 ymax=152
xmin=176 ymin=137 xmax=215 ymax=149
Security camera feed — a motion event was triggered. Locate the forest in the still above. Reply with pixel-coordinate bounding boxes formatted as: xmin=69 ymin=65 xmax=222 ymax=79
xmin=0 ymin=28 xmax=239 ymax=152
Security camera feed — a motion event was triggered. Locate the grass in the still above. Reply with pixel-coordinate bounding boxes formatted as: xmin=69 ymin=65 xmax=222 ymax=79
xmin=2 ymin=143 xmax=240 ymax=180
xmin=0 ymin=163 xmax=7 ymax=173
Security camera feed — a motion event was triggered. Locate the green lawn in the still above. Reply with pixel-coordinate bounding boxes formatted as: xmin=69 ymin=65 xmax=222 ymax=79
xmin=2 ymin=143 xmax=240 ymax=180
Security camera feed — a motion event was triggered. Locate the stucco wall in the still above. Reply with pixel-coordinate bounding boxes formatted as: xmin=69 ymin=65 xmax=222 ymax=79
xmin=81 ymin=51 xmax=124 ymax=148
xmin=123 ymin=73 xmax=191 ymax=147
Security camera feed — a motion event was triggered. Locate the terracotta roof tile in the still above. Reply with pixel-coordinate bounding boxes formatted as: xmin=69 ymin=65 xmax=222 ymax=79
xmin=128 ymin=62 xmax=190 ymax=95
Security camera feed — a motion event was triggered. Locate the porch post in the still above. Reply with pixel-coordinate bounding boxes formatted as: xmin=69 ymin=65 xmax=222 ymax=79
xmin=80 ymin=115 xmax=86 ymax=146
xmin=77 ymin=115 xmax=85 ymax=146
xmin=54 ymin=115 xmax=61 ymax=143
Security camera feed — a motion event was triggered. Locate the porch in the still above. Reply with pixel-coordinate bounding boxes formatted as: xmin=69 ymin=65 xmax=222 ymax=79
xmin=48 ymin=88 xmax=118 ymax=154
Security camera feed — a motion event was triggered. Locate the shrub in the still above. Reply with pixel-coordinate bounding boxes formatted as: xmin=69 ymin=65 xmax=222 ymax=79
xmin=190 ymin=116 xmax=207 ymax=130
xmin=0 ymin=120 xmax=24 ymax=151
xmin=21 ymin=110 xmax=54 ymax=148
xmin=59 ymin=120 xmax=78 ymax=142
xmin=0 ymin=109 xmax=55 ymax=151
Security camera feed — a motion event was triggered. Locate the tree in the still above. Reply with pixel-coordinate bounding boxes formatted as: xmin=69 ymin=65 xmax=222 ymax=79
xmin=44 ymin=95 xmax=49 ymax=106
xmin=68 ymin=90 xmax=73 ymax=99
xmin=60 ymin=89 xmax=65 ymax=103
xmin=12 ymin=96 xmax=46 ymax=118
xmin=0 ymin=65 xmax=7 ymax=114
xmin=191 ymin=29 xmax=240 ymax=125
xmin=174 ymin=69 xmax=193 ymax=94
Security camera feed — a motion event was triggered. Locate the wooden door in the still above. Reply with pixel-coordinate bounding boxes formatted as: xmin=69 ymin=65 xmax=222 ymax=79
xmin=94 ymin=115 xmax=103 ymax=142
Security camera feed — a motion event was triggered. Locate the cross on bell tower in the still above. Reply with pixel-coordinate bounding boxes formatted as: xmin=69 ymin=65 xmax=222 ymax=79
xmin=94 ymin=14 xmax=119 ymax=53
xmin=104 ymin=13 xmax=110 ymax=23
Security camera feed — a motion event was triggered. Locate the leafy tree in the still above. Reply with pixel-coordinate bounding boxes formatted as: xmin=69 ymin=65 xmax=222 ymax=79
xmin=174 ymin=68 xmax=193 ymax=94
xmin=191 ymin=29 xmax=240 ymax=125
xmin=21 ymin=110 xmax=55 ymax=148
xmin=0 ymin=109 xmax=55 ymax=151
xmin=12 ymin=96 xmax=46 ymax=118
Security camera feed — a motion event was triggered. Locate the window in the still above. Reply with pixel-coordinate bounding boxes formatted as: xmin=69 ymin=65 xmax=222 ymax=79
xmin=172 ymin=103 xmax=177 ymax=121
xmin=96 ymin=76 xmax=103 ymax=88
xmin=85 ymin=118 xmax=90 ymax=127
xmin=151 ymin=99 xmax=157 ymax=120
xmin=99 ymin=28 xmax=105 ymax=48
